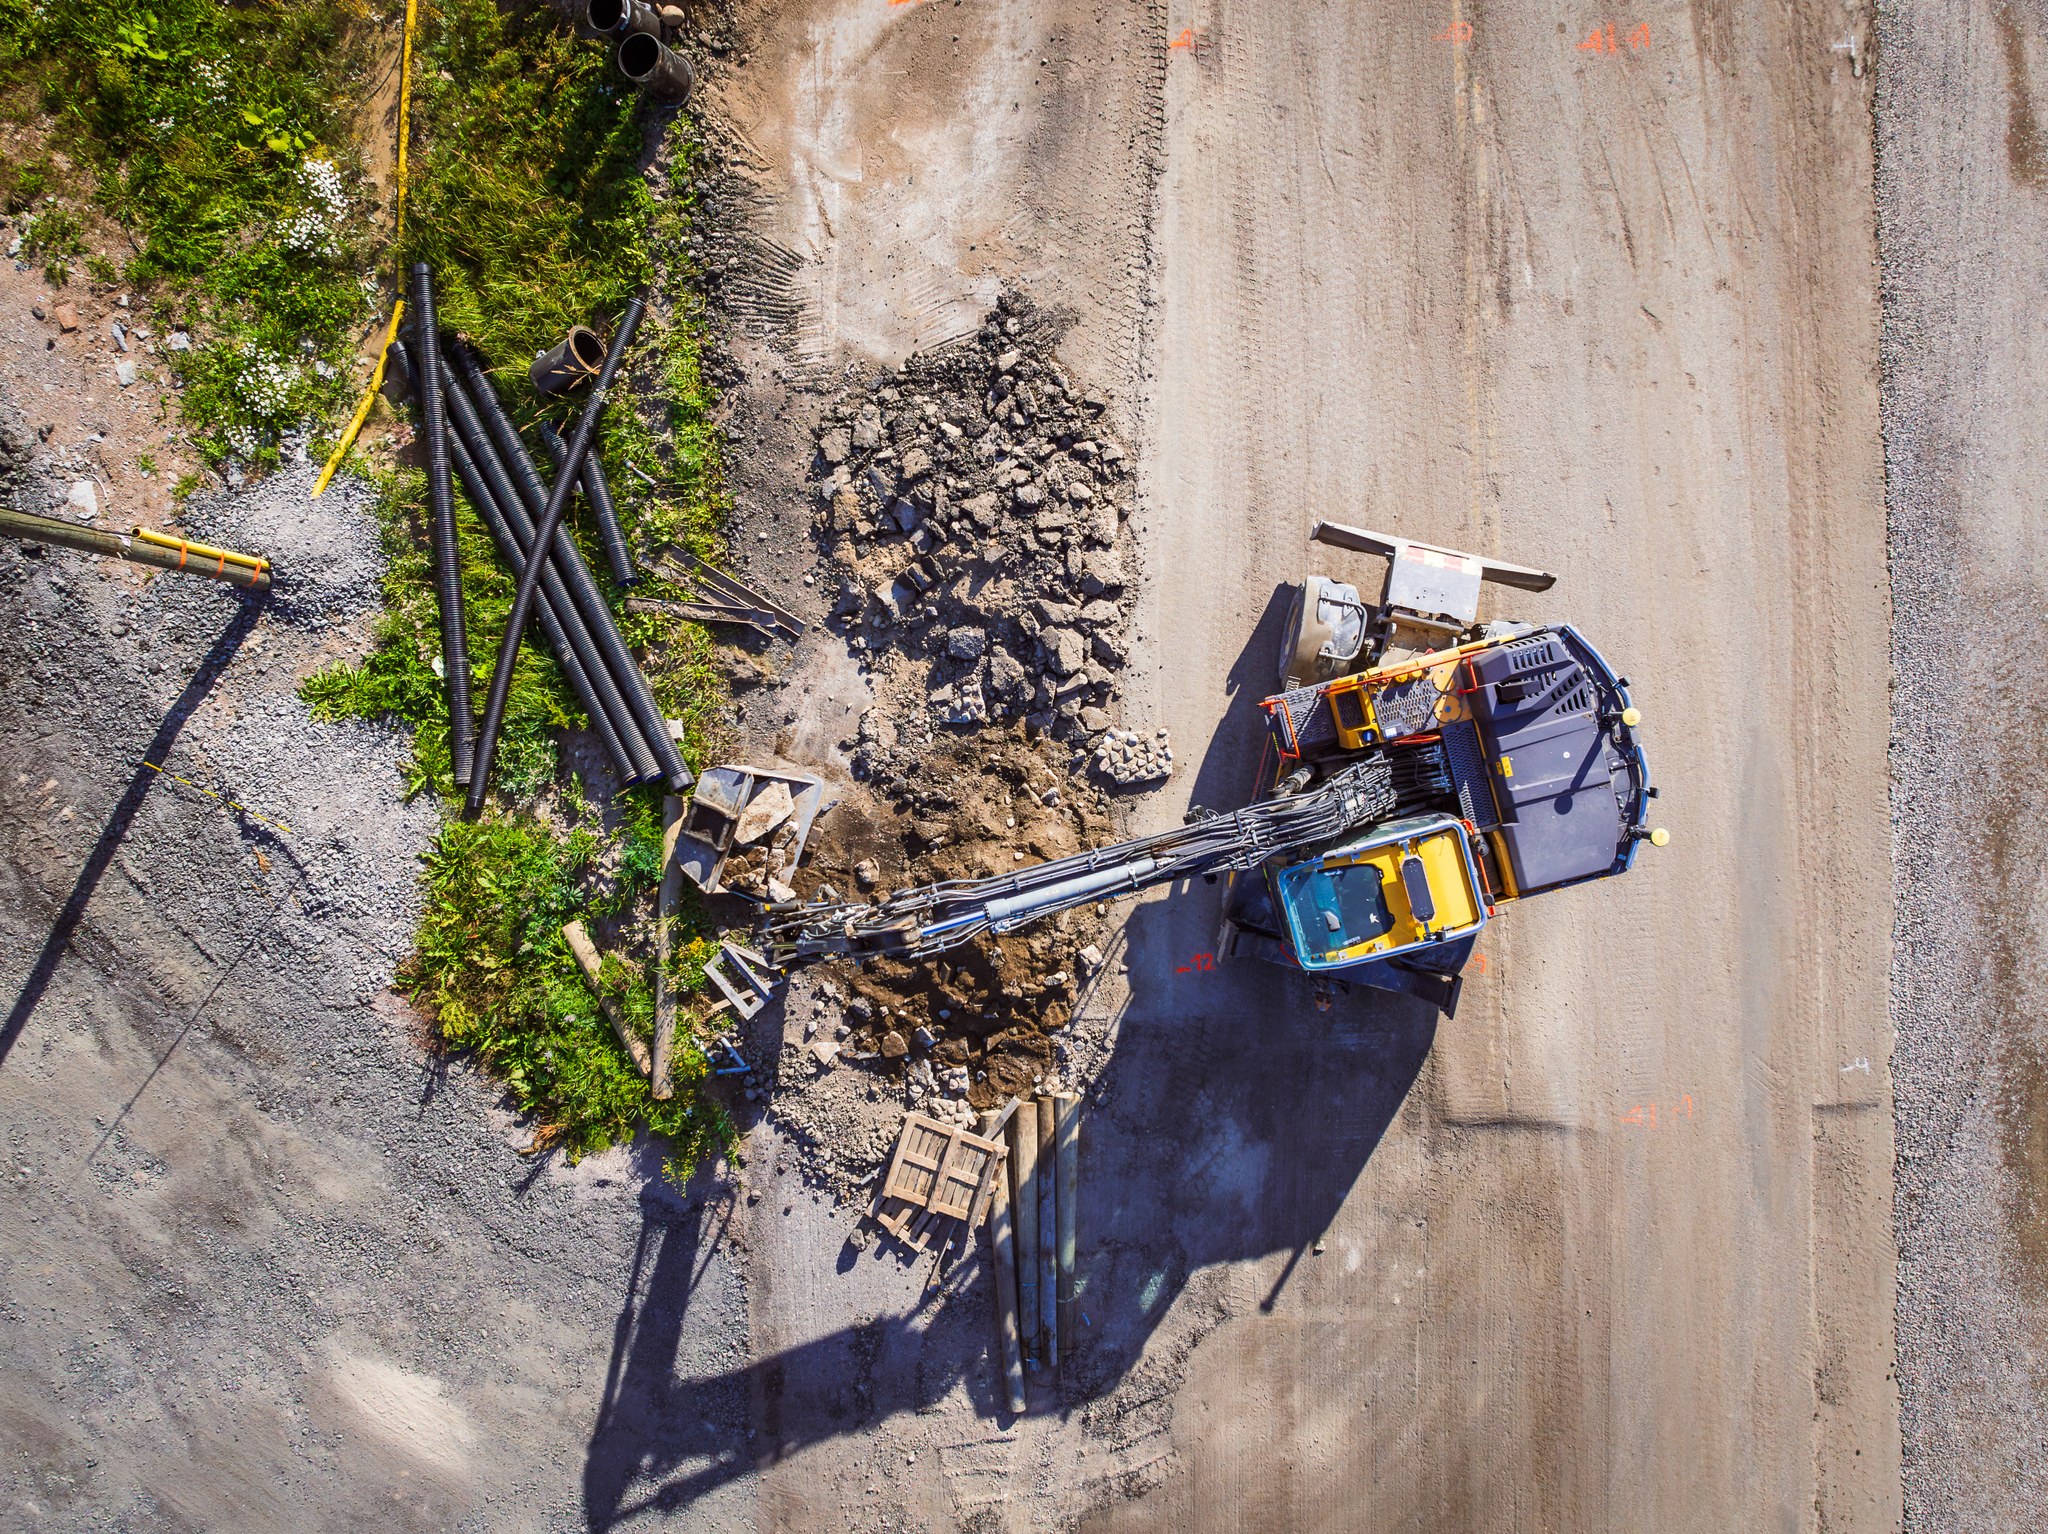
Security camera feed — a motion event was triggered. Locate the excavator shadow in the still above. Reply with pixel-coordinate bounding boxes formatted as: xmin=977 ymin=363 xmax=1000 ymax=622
xmin=580 ymin=583 xmax=1437 ymax=1527
xmin=580 ymin=986 xmax=1434 ymax=1528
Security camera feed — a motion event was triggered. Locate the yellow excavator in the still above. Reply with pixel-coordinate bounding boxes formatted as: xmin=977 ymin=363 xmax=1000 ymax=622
xmin=762 ymin=524 xmax=1665 ymax=1015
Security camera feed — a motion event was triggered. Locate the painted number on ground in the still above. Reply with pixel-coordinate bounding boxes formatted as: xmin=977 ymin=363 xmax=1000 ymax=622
xmin=1619 ymin=1094 xmax=1694 ymax=1129
xmin=1578 ymin=22 xmax=1651 ymax=52
xmin=1435 ymin=19 xmax=1474 ymax=44
xmin=1175 ymin=952 xmax=1217 ymax=974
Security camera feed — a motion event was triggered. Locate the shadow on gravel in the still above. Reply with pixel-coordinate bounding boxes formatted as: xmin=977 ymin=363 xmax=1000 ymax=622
xmin=580 ymin=587 xmax=1438 ymax=1524
xmin=579 ymin=990 xmax=1435 ymax=1526
xmin=0 ymin=594 xmax=263 ymax=1069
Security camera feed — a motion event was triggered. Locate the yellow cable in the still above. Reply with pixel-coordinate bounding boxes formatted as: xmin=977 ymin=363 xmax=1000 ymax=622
xmin=312 ymin=0 xmax=418 ymax=500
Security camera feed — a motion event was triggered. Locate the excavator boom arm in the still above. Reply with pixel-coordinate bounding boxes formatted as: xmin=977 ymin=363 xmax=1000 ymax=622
xmin=760 ymin=759 xmax=1403 ymax=967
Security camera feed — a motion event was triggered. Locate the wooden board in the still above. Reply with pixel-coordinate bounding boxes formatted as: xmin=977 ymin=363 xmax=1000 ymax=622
xmin=872 ymin=1112 xmax=1007 ymax=1253
xmin=880 ymin=1113 xmax=1004 ymax=1219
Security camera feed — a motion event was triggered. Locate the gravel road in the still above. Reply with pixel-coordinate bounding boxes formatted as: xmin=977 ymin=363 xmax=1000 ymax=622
xmin=0 ymin=264 xmax=753 ymax=1529
xmin=1880 ymin=0 xmax=2048 ymax=1525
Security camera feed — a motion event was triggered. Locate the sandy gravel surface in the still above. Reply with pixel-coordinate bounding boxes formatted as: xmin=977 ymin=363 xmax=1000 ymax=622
xmin=1879 ymin=1 xmax=2048 ymax=1525
xmin=9 ymin=0 xmax=2031 ymax=1526
xmin=1107 ymin=2 xmax=1898 ymax=1527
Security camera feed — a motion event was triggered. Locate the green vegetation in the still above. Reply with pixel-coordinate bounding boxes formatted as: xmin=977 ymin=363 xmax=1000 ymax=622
xmin=404 ymin=803 xmax=727 ymax=1164
xmin=2 ymin=0 xmax=737 ymax=1167
xmin=0 ymin=0 xmax=378 ymax=461
xmin=296 ymin=2 xmax=736 ymax=1164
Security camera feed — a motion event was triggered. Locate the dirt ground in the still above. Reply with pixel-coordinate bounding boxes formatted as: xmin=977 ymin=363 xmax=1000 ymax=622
xmin=1879 ymin=0 xmax=2048 ymax=1526
xmin=4 ymin=0 xmax=2042 ymax=1529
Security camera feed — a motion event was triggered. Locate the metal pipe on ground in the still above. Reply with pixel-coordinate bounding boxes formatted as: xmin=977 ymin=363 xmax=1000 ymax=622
xmin=1037 ymin=1096 xmax=1059 ymax=1371
xmin=541 ymin=420 xmax=636 ymax=586
xmin=446 ymin=332 xmax=691 ymax=795
xmin=650 ymin=793 xmax=683 ymax=1099
xmin=408 ymin=264 xmax=477 ymax=786
xmin=981 ymin=1107 xmax=1028 ymax=1415
xmin=422 ymin=345 xmax=659 ymax=783
xmin=616 ymin=31 xmax=695 ymax=102
xmin=1009 ymin=1110 xmax=1040 ymax=1367
xmin=1054 ymin=1094 xmax=1079 ymax=1366
xmin=0 ymin=506 xmax=271 ymax=590
xmin=469 ymin=299 xmax=647 ymax=813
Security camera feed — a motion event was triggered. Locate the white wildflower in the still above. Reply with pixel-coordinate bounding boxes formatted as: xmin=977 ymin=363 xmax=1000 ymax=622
xmin=235 ymin=349 xmax=299 ymax=420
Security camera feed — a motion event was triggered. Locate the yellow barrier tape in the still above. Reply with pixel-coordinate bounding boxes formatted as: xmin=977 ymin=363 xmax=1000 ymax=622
xmin=142 ymin=762 xmax=294 ymax=838
xmin=312 ymin=0 xmax=418 ymax=500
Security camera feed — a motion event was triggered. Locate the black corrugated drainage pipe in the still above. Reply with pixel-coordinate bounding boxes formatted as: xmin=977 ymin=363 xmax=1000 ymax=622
xmin=586 ymin=0 xmax=660 ymax=38
xmin=407 ymin=264 xmax=476 ymax=787
xmin=541 ymin=420 xmax=637 ymax=586
xmin=469 ymin=301 xmax=675 ymax=811
xmin=435 ymin=356 xmax=659 ymax=783
xmin=617 ymin=31 xmax=695 ymax=102
xmin=395 ymin=338 xmax=653 ymax=784
xmin=530 ymin=326 xmax=605 ymax=397
xmin=446 ymin=335 xmax=689 ymax=796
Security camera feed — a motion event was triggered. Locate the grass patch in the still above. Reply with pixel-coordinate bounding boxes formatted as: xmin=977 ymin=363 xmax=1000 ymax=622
xmin=300 ymin=2 xmax=737 ymax=1166
xmin=1 ymin=0 xmax=379 ymax=460
xmin=402 ymin=804 xmax=729 ymax=1164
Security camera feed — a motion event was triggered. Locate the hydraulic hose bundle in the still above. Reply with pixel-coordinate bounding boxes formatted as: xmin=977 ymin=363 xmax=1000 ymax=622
xmin=762 ymin=757 xmax=1405 ymax=966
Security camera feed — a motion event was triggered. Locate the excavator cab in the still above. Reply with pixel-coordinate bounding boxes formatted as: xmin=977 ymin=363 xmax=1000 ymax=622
xmin=1272 ymin=815 xmax=1490 ymax=972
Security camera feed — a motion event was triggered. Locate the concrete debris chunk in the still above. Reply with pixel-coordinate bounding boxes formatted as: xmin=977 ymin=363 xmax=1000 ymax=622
xmin=66 ymin=480 xmax=97 ymax=518
xmin=733 ymin=780 xmax=796 ymax=846
xmin=1092 ymin=726 xmax=1173 ymax=787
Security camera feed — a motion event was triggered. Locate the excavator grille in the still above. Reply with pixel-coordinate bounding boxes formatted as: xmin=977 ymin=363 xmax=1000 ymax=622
xmin=1266 ymin=683 xmax=1339 ymax=757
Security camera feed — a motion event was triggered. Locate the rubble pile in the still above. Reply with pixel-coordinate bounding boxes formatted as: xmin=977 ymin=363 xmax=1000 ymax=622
xmin=808 ymin=293 xmax=1168 ymax=788
xmin=761 ymin=733 xmax=1128 ymax=1197
xmin=1093 ymin=726 xmax=1173 ymax=785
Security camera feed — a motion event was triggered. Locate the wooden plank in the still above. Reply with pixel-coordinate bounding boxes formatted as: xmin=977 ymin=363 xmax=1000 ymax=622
xmin=929 ymin=1137 xmax=993 ymax=1221
xmin=986 ymin=1132 xmax=1028 ymax=1413
xmin=1037 ymin=1097 xmax=1058 ymax=1370
xmin=650 ymin=794 xmax=684 ymax=1100
xmin=1054 ymin=1094 xmax=1079 ymax=1365
xmin=1011 ymin=1110 xmax=1040 ymax=1362
xmin=562 ymin=920 xmax=650 ymax=1076
xmin=876 ymin=1117 xmax=925 ymax=1214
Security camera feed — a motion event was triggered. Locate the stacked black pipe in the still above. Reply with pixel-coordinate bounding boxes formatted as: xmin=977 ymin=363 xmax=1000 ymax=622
xmin=540 ymin=419 xmax=636 ymax=585
xmin=408 ymin=265 xmax=476 ymax=785
xmin=445 ymin=334 xmax=691 ymax=798
xmin=393 ymin=310 xmax=690 ymax=797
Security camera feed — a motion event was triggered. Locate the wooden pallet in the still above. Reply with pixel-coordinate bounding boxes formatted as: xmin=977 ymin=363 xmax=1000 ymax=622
xmin=872 ymin=1112 xmax=1006 ymax=1254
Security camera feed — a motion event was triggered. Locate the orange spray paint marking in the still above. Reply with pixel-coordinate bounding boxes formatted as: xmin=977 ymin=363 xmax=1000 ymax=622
xmin=1169 ymin=27 xmax=1196 ymax=50
xmin=1577 ymin=21 xmax=1650 ymax=53
xmin=1620 ymin=1095 xmax=1698 ymax=1129
xmin=1470 ymin=952 xmax=1489 ymax=975
xmin=1434 ymin=19 xmax=1474 ymax=43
